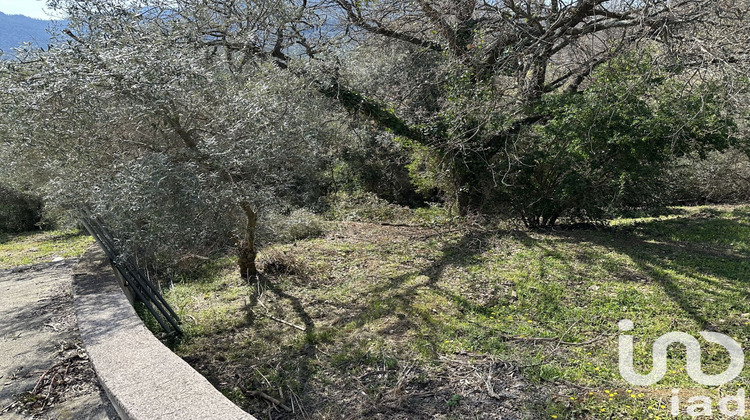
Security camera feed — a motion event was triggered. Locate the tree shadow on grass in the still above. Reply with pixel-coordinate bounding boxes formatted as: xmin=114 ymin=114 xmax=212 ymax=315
xmin=312 ymin=228 xmax=545 ymax=418
xmin=546 ymin=213 xmax=750 ymax=331
xmin=331 ymin=211 xmax=750 ymax=353
xmin=241 ymin=273 xmax=317 ymax=417
xmin=326 ymin=229 xmax=498 ymax=360
xmin=218 ymin=213 xmax=750 ymax=418
xmin=255 ymin=213 xmax=750 ymax=418
xmin=47 ymin=230 xmax=88 ymax=242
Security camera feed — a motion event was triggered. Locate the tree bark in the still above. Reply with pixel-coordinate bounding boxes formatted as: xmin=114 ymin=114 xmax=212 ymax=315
xmin=238 ymin=202 xmax=258 ymax=280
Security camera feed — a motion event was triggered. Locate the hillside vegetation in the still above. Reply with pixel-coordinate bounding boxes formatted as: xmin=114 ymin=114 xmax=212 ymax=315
xmin=1 ymin=2 xmax=749 ymax=418
xmin=160 ymin=205 xmax=750 ymax=419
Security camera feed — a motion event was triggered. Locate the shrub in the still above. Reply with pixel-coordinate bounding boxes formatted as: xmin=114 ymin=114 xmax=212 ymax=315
xmin=259 ymin=247 xmax=310 ymax=277
xmin=669 ymin=148 xmax=750 ymax=204
xmin=492 ymin=53 xmax=733 ymax=227
xmin=325 ymin=191 xmax=413 ymax=223
xmin=0 ymin=185 xmax=42 ymax=233
xmin=333 ymin=130 xmax=431 ymax=208
xmin=263 ymin=209 xmax=327 ymax=244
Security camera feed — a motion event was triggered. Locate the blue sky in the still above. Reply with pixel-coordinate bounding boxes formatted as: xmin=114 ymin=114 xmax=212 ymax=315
xmin=0 ymin=0 xmax=59 ymax=20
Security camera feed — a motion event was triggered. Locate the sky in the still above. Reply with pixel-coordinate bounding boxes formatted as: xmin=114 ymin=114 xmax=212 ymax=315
xmin=0 ymin=0 xmax=58 ymax=20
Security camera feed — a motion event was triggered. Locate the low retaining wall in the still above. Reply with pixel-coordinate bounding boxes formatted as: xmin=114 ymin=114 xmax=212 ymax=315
xmin=72 ymin=247 xmax=256 ymax=420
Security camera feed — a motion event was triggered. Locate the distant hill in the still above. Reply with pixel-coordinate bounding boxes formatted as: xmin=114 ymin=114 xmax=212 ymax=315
xmin=0 ymin=12 xmax=61 ymax=56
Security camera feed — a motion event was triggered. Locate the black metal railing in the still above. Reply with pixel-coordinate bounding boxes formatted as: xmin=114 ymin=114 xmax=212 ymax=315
xmin=78 ymin=209 xmax=183 ymax=336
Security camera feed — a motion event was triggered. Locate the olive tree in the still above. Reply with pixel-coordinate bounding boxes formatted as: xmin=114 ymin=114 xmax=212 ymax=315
xmin=1 ymin=0 xmax=339 ymax=277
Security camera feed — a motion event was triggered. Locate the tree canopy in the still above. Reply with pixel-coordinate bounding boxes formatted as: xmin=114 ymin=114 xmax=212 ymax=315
xmin=1 ymin=0 xmax=748 ymax=272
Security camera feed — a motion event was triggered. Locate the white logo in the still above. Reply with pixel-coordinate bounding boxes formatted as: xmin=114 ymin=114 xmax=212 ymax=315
xmin=618 ymin=319 xmax=744 ymax=386
xmin=618 ymin=320 xmax=746 ymax=417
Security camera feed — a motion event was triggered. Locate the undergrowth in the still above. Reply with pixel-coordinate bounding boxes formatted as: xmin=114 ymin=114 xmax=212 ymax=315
xmin=163 ymin=204 xmax=750 ymax=419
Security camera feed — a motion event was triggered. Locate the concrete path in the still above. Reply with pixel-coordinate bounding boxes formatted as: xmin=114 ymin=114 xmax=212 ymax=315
xmin=0 ymin=260 xmax=118 ymax=420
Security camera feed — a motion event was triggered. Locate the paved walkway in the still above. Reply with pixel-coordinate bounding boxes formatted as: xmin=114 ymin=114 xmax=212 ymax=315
xmin=0 ymin=260 xmax=118 ymax=420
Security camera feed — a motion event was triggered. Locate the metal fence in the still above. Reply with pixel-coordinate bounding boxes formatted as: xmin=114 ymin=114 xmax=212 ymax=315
xmin=78 ymin=209 xmax=183 ymax=336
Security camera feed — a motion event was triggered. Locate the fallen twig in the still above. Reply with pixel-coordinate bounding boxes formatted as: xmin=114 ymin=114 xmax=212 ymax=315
xmin=500 ymin=333 xmax=611 ymax=346
xmin=46 ymin=371 xmax=58 ymax=398
xmin=246 ymin=390 xmax=292 ymax=412
xmin=255 ymin=299 xmax=306 ymax=331
xmin=254 ymin=311 xmax=305 ymax=331
xmin=31 ymin=369 xmax=50 ymax=394
xmin=556 ymin=378 xmax=598 ymax=391
xmin=1 ymin=401 xmax=15 ymax=414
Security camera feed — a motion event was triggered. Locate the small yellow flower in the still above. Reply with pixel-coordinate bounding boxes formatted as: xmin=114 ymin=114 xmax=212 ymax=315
xmin=551 ymin=416 xmax=557 ymax=419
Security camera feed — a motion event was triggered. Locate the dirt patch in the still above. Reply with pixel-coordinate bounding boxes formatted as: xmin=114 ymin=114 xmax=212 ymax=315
xmin=0 ymin=262 xmax=117 ymax=420
xmin=329 ymin=353 xmax=542 ymax=420
xmin=2 ymin=341 xmax=100 ymax=418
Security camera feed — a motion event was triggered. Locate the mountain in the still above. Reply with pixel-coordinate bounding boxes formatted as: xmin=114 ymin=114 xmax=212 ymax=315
xmin=0 ymin=11 xmax=59 ymax=55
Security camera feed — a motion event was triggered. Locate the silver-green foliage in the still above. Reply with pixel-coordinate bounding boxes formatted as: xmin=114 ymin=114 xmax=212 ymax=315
xmin=0 ymin=0 xmax=338 ymax=271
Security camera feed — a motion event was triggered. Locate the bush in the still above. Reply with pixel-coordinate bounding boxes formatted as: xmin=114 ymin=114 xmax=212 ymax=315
xmin=490 ymin=53 xmax=733 ymax=227
xmin=333 ymin=130 xmax=431 ymax=207
xmin=669 ymin=148 xmax=750 ymax=204
xmin=0 ymin=185 xmax=42 ymax=233
xmin=325 ymin=191 xmax=414 ymax=223
xmin=263 ymin=209 xmax=327 ymax=244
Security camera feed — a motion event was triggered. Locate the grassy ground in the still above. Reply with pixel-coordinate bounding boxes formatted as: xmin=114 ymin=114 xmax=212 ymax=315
xmin=0 ymin=230 xmax=94 ymax=269
xmin=164 ymin=205 xmax=750 ymax=419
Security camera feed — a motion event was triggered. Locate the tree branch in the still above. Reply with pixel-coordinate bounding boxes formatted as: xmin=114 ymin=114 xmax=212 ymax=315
xmin=336 ymin=0 xmax=443 ymax=52
xmin=317 ymin=78 xmax=428 ymax=146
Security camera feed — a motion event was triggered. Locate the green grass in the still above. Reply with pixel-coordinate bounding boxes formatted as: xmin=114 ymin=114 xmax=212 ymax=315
xmin=0 ymin=229 xmax=94 ymax=269
xmin=165 ymin=205 xmax=750 ymax=419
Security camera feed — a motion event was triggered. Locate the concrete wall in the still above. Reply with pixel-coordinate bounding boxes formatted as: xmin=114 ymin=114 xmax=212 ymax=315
xmin=72 ymin=247 xmax=257 ymax=420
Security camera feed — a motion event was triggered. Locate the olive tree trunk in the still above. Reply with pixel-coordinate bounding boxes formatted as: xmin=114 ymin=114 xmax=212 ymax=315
xmin=238 ymin=202 xmax=258 ymax=280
